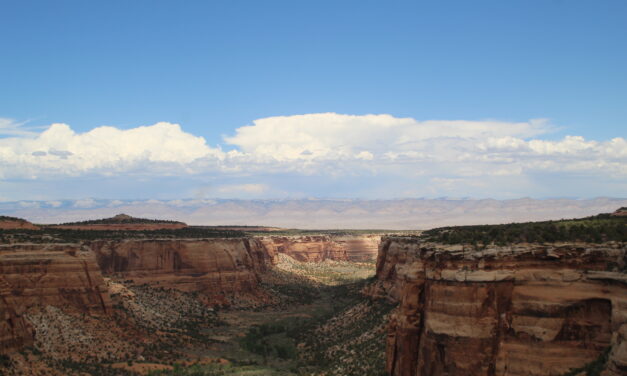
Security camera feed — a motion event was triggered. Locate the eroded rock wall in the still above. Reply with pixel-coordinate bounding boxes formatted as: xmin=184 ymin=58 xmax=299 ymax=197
xmin=0 ymin=244 xmax=110 ymax=353
xmin=89 ymin=238 xmax=272 ymax=298
xmin=259 ymin=235 xmax=380 ymax=262
xmin=375 ymin=237 xmax=627 ymax=376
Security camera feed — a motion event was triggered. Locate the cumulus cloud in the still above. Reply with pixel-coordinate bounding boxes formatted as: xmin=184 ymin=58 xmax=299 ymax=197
xmin=0 ymin=113 xmax=625 ymax=198
xmin=223 ymin=113 xmax=626 ymax=179
xmin=0 ymin=122 xmax=221 ymax=178
xmin=224 ymin=113 xmax=550 ymax=161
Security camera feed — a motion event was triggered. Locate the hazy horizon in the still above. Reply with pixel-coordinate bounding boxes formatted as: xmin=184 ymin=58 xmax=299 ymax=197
xmin=4 ymin=197 xmax=626 ymax=230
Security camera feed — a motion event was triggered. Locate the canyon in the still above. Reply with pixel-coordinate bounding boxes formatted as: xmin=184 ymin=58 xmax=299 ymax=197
xmin=0 ymin=230 xmax=382 ymax=365
xmin=0 ymin=212 xmax=625 ymax=375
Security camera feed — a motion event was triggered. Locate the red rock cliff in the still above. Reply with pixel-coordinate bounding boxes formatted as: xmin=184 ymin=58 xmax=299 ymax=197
xmin=88 ymin=238 xmax=273 ymax=299
xmin=0 ymin=244 xmax=111 ymax=353
xmin=259 ymin=235 xmax=380 ymax=262
xmin=375 ymin=237 xmax=627 ymax=376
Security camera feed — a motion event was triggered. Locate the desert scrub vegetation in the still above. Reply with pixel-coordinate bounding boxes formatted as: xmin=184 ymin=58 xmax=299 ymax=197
xmin=0 ymin=354 xmax=12 ymax=368
xmin=58 ymin=214 xmax=184 ymax=226
xmin=271 ymin=253 xmax=376 ymax=286
xmin=108 ymin=281 xmax=227 ymax=363
xmin=240 ymin=322 xmax=298 ymax=362
xmin=112 ymin=283 xmax=222 ymax=333
xmin=419 ymin=212 xmax=626 ymax=245
xmin=0 ymin=227 xmax=245 ymax=243
xmin=147 ymin=363 xmax=296 ymax=375
xmin=0 ymin=215 xmax=25 ymax=221
xmin=48 ymin=359 xmax=136 ymax=376
xmin=297 ymin=298 xmax=395 ymax=376
xmin=245 ymin=228 xmax=418 ymax=237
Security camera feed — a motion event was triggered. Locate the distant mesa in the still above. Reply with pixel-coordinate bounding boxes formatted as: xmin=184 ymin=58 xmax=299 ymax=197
xmin=0 ymin=215 xmax=40 ymax=230
xmin=49 ymin=213 xmax=188 ymax=231
xmin=611 ymin=207 xmax=627 ymax=217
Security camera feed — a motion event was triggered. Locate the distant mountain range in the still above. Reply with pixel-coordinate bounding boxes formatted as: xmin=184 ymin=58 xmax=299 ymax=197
xmin=1 ymin=197 xmax=626 ymax=230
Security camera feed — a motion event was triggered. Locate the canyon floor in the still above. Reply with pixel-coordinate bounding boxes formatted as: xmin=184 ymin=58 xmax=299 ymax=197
xmin=2 ymin=253 xmax=392 ymax=376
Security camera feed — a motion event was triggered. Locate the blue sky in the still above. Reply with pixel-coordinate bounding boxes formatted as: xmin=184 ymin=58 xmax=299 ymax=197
xmin=0 ymin=0 xmax=625 ymax=201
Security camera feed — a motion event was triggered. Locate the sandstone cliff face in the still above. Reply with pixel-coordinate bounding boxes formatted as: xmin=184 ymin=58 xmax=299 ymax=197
xmin=0 ymin=279 xmax=34 ymax=353
xmin=375 ymin=237 xmax=627 ymax=376
xmin=259 ymin=235 xmax=380 ymax=262
xmin=0 ymin=244 xmax=111 ymax=353
xmin=89 ymin=238 xmax=272 ymax=300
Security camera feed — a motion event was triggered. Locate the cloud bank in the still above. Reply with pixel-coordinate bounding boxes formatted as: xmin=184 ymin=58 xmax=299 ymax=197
xmin=0 ymin=113 xmax=625 ymax=199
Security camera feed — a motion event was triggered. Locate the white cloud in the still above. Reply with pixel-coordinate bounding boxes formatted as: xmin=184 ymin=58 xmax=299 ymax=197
xmin=108 ymin=200 xmax=124 ymax=207
xmin=221 ymin=113 xmax=626 ymax=180
xmin=0 ymin=122 xmax=221 ymax=179
xmin=0 ymin=114 xmax=625 ymax=199
xmin=216 ymin=183 xmax=268 ymax=194
xmin=224 ymin=113 xmax=550 ymax=161
xmin=73 ymin=198 xmax=97 ymax=208
xmin=18 ymin=201 xmax=40 ymax=208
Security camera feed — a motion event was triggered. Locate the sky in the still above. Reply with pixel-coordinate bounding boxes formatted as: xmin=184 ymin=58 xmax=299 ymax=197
xmin=0 ymin=0 xmax=626 ymax=201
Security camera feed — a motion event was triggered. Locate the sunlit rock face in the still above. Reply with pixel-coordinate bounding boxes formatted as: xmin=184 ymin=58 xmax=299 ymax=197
xmin=0 ymin=244 xmax=110 ymax=353
xmin=374 ymin=237 xmax=627 ymax=376
xmin=259 ymin=235 xmax=380 ymax=262
xmin=89 ymin=238 xmax=272 ymax=298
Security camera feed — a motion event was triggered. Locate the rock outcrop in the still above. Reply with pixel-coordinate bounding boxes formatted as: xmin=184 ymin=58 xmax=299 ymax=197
xmin=375 ymin=237 xmax=627 ymax=376
xmin=0 ymin=216 xmax=39 ymax=230
xmin=0 ymin=244 xmax=111 ymax=353
xmin=259 ymin=235 xmax=380 ymax=262
xmin=89 ymin=238 xmax=272 ymax=302
xmin=0 ymin=280 xmax=34 ymax=353
xmin=0 ymin=233 xmax=380 ymax=356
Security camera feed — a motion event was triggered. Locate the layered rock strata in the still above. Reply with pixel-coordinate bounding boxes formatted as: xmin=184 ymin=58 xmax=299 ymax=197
xmin=259 ymin=235 xmax=380 ymax=262
xmin=0 ymin=244 xmax=110 ymax=353
xmin=375 ymin=237 xmax=627 ymax=376
xmin=89 ymin=238 xmax=272 ymax=297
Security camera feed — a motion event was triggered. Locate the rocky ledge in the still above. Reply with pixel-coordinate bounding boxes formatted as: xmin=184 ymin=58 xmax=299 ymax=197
xmin=259 ymin=235 xmax=380 ymax=262
xmin=372 ymin=237 xmax=626 ymax=376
